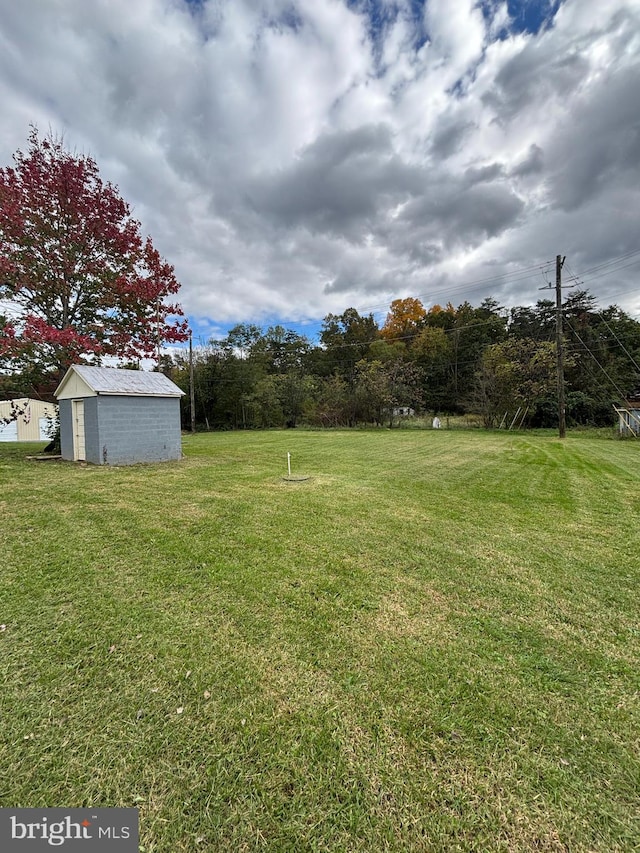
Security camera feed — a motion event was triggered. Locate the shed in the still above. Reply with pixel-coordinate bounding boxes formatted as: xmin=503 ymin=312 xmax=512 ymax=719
xmin=0 ymin=398 xmax=58 ymax=442
xmin=55 ymin=366 xmax=184 ymax=465
xmin=615 ymin=393 xmax=640 ymax=437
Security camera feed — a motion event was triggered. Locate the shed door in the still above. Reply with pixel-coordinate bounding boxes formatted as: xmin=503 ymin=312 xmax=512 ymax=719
xmin=72 ymin=400 xmax=86 ymax=461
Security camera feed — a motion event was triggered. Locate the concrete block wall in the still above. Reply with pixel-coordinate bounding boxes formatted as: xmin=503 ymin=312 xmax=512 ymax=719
xmin=84 ymin=397 xmax=100 ymax=464
xmin=95 ymin=396 xmax=182 ymax=465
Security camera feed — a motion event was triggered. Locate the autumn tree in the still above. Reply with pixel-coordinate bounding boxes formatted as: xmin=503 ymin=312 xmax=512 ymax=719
xmin=424 ymin=303 xmax=456 ymax=330
xmin=0 ymin=128 xmax=189 ymax=377
xmin=380 ymin=297 xmax=426 ymax=343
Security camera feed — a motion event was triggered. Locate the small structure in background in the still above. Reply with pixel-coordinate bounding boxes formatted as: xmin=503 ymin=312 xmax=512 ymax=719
xmin=614 ymin=392 xmax=640 ymax=437
xmin=55 ymin=366 xmax=184 ymax=465
xmin=393 ymin=406 xmax=415 ymax=418
xmin=0 ymin=398 xmax=57 ymax=442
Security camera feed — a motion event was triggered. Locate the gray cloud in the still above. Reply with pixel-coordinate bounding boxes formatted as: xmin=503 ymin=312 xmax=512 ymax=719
xmin=547 ymin=63 xmax=640 ymax=211
xmin=246 ymin=124 xmax=423 ymax=240
xmin=430 ymin=117 xmax=476 ymax=159
xmin=511 ymin=144 xmax=544 ymax=178
xmin=487 ymin=49 xmax=590 ymax=121
xmin=401 ymin=181 xmax=525 ymax=247
xmin=464 ymin=162 xmax=506 ymax=185
xmin=1 ymin=0 xmax=639 ymax=332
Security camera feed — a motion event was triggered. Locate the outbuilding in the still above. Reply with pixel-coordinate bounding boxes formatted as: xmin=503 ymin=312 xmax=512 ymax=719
xmin=615 ymin=392 xmax=640 ymax=437
xmin=55 ymin=365 xmax=184 ymax=465
xmin=0 ymin=398 xmax=58 ymax=442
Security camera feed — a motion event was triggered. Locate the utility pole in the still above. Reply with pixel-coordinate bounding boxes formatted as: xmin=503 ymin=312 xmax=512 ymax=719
xmin=156 ymin=298 xmax=161 ymax=367
xmin=555 ymin=254 xmax=566 ymax=439
xmin=189 ymin=330 xmax=196 ymax=434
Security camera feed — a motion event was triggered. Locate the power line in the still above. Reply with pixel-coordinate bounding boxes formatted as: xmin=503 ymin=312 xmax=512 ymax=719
xmin=573 ymin=248 xmax=640 ymax=278
xmin=564 ymin=316 xmax=629 ymax=401
xmin=176 ymin=248 xmax=640 ymax=355
xmin=306 ymin=248 xmax=638 ymax=335
xmin=593 ymin=314 xmax=640 ymax=374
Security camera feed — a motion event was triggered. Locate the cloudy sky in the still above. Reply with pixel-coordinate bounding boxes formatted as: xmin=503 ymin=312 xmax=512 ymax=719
xmin=1 ymin=0 xmax=639 ymax=345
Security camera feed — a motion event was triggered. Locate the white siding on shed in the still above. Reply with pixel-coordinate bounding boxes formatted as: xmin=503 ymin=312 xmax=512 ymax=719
xmin=55 ymin=371 xmax=95 ymax=400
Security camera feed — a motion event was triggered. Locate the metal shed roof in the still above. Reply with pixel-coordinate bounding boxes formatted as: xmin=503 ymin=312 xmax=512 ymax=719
xmin=55 ymin=365 xmax=184 ymax=399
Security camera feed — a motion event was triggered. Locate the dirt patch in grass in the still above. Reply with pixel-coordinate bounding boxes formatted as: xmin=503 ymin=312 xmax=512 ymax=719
xmin=371 ymin=585 xmax=449 ymax=639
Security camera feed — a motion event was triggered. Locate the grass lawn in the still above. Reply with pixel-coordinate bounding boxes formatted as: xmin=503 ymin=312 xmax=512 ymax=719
xmin=0 ymin=429 xmax=638 ymax=852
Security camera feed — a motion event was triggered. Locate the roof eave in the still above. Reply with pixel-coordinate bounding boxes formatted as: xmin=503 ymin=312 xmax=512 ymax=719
xmin=96 ymin=390 xmax=184 ymax=397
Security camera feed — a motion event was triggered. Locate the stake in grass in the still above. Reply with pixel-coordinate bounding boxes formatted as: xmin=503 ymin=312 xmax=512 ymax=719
xmin=283 ymin=451 xmax=309 ymax=482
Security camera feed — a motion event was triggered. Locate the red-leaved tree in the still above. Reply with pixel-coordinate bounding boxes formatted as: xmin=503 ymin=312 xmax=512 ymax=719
xmin=0 ymin=128 xmax=189 ymax=377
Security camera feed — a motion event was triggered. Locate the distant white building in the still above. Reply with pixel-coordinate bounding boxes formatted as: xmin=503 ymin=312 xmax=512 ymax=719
xmin=0 ymin=398 xmax=57 ymax=442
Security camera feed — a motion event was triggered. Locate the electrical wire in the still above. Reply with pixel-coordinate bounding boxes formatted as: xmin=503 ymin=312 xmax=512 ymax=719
xmin=178 ymin=249 xmax=640 ymax=357
xmin=564 ymin=317 xmax=629 ymax=400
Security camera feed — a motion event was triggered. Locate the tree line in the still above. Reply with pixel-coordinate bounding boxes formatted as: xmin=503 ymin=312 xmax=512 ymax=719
xmin=1 ymin=130 xmax=638 ymax=433
xmin=166 ymin=293 xmax=640 ymax=431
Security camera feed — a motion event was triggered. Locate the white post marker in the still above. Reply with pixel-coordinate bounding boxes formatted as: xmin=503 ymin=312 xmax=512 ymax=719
xmin=287 ymin=452 xmax=291 ymax=478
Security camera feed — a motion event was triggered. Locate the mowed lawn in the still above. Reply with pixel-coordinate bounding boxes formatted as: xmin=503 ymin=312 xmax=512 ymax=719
xmin=0 ymin=429 xmax=638 ymax=852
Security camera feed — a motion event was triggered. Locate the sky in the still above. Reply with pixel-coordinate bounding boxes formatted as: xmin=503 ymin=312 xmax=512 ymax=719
xmin=1 ymin=0 xmax=639 ymax=349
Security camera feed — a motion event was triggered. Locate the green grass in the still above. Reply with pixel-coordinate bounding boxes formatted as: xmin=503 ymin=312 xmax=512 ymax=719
xmin=1 ymin=430 xmax=638 ymax=852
